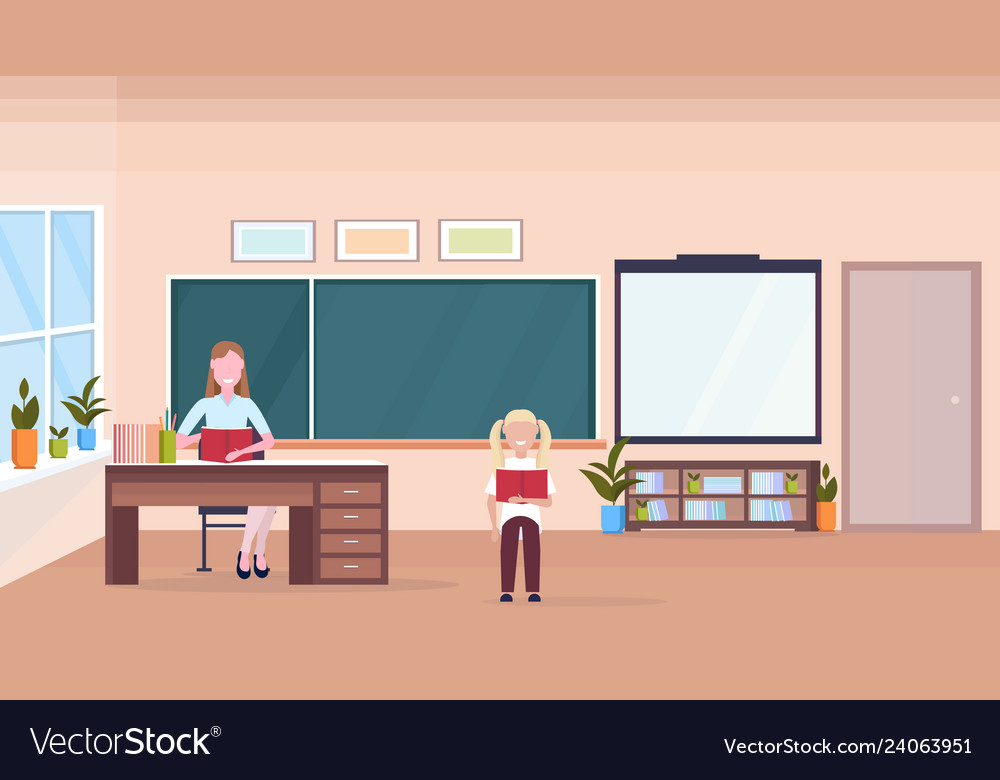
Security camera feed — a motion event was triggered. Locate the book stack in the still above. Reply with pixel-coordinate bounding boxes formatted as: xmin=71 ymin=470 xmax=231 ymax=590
xmin=635 ymin=471 xmax=664 ymax=494
xmin=750 ymin=499 xmax=794 ymax=522
xmin=113 ymin=423 xmax=160 ymax=463
xmin=703 ymin=476 xmax=741 ymax=494
xmin=751 ymin=471 xmax=784 ymax=494
xmin=647 ymin=499 xmax=669 ymax=521
xmin=685 ymin=500 xmax=727 ymax=520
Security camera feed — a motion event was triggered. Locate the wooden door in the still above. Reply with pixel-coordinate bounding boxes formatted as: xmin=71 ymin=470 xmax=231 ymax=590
xmin=843 ymin=263 xmax=981 ymax=531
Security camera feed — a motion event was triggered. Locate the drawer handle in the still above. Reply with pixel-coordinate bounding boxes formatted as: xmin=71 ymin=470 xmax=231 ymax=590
xmin=344 ymin=540 xmax=359 ymax=544
xmin=344 ymin=515 xmax=359 ymax=519
xmin=344 ymin=565 xmax=359 ymax=569
xmin=344 ymin=490 xmax=360 ymax=494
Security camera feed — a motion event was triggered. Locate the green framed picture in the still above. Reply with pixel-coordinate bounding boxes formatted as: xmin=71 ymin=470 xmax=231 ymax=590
xmin=438 ymin=219 xmax=522 ymax=261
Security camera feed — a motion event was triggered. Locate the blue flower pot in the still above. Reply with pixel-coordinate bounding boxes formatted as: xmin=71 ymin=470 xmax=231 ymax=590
xmin=77 ymin=428 xmax=97 ymax=451
xmin=601 ymin=505 xmax=626 ymax=534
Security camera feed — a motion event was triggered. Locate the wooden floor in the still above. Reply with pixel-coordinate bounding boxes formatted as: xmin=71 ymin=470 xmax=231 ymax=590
xmin=3 ymin=529 xmax=999 ymax=699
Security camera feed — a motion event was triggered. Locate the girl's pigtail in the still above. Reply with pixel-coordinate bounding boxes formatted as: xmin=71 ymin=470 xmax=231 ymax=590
xmin=536 ymin=419 xmax=552 ymax=469
xmin=489 ymin=418 xmax=505 ymax=476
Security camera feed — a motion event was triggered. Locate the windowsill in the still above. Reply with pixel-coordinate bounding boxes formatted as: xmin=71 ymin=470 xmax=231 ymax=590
xmin=0 ymin=443 xmax=112 ymax=492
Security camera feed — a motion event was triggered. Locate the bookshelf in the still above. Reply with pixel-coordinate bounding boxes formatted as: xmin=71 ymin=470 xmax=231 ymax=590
xmin=624 ymin=460 xmax=820 ymax=532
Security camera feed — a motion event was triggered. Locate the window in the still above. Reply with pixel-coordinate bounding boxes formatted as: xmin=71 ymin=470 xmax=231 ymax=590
xmin=0 ymin=207 xmax=103 ymax=462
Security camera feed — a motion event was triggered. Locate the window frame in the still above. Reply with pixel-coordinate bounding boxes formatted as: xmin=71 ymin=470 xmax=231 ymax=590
xmin=0 ymin=205 xmax=104 ymax=457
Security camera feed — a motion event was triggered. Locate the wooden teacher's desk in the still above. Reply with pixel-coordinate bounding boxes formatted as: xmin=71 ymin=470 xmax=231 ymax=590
xmin=105 ymin=461 xmax=387 ymax=585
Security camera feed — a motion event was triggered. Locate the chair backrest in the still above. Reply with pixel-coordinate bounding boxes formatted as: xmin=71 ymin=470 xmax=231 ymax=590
xmin=197 ymin=427 xmax=265 ymax=460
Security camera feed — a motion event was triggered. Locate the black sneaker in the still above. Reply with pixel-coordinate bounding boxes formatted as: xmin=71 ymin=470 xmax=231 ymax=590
xmin=528 ymin=593 xmax=541 ymax=603
xmin=500 ymin=593 xmax=513 ymax=603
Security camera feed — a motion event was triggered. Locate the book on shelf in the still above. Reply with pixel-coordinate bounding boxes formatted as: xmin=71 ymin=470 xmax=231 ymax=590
xmin=200 ymin=427 xmax=254 ymax=463
xmin=751 ymin=471 xmax=784 ymax=494
xmin=113 ymin=423 xmax=160 ymax=464
xmin=635 ymin=471 xmax=664 ymax=494
xmin=648 ymin=499 xmax=669 ymax=521
xmin=496 ymin=468 xmax=549 ymax=503
xmin=703 ymin=476 xmax=742 ymax=494
xmin=750 ymin=499 xmax=794 ymax=522
xmin=684 ymin=500 xmax=727 ymax=520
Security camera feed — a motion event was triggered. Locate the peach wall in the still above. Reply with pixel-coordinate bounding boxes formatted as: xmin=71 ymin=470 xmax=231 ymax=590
xmin=111 ymin=107 xmax=998 ymax=531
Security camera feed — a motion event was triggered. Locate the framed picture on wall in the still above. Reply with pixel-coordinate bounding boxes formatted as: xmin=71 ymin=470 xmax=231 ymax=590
xmin=438 ymin=219 xmax=523 ymax=261
xmin=232 ymin=221 xmax=316 ymax=262
xmin=335 ymin=220 xmax=420 ymax=261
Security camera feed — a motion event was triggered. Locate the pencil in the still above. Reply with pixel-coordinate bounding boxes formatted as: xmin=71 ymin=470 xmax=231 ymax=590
xmin=172 ymin=413 xmax=177 ymax=431
xmin=159 ymin=416 xmax=164 ymax=430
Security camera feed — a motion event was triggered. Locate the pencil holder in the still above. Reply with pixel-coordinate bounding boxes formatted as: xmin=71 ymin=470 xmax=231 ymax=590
xmin=158 ymin=430 xmax=176 ymax=463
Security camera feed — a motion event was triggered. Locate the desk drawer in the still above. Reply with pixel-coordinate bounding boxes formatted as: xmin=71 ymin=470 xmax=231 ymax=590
xmin=320 ymin=533 xmax=382 ymax=555
xmin=319 ymin=507 xmax=382 ymax=530
xmin=320 ymin=481 xmax=382 ymax=505
xmin=320 ymin=556 xmax=382 ymax=581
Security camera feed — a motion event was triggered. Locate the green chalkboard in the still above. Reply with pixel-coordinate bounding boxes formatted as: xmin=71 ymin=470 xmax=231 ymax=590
xmin=171 ymin=277 xmax=596 ymax=439
xmin=314 ymin=279 xmax=595 ymax=438
xmin=170 ymin=280 xmax=310 ymax=438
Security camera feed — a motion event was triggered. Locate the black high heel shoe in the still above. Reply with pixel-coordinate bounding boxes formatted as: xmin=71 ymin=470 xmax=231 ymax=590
xmin=253 ymin=554 xmax=270 ymax=579
xmin=236 ymin=551 xmax=252 ymax=580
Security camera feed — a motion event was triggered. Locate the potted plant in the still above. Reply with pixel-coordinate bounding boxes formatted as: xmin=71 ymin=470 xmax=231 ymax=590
xmin=10 ymin=378 xmax=39 ymax=469
xmin=785 ymin=472 xmax=799 ymax=494
xmin=61 ymin=375 xmax=110 ymax=451
xmin=635 ymin=499 xmax=649 ymax=521
xmin=815 ymin=462 xmax=838 ymax=531
xmin=580 ymin=437 xmax=642 ymax=534
xmin=687 ymin=472 xmax=701 ymax=493
xmin=49 ymin=426 xmax=69 ymax=458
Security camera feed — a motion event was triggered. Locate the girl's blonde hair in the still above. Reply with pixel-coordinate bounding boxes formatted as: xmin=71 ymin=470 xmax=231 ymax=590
xmin=205 ymin=340 xmax=250 ymax=398
xmin=489 ymin=409 xmax=552 ymax=475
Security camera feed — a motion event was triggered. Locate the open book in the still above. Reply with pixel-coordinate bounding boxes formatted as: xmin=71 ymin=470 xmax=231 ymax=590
xmin=200 ymin=427 xmax=253 ymax=463
xmin=496 ymin=468 xmax=548 ymax=503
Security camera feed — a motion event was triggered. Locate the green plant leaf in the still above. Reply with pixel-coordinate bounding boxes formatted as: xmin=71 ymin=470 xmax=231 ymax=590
xmin=82 ymin=407 xmax=111 ymax=427
xmin=11 ymin=404 xmax=23 ymax=429
xmin=62 ymin=400 xmax=89 ymax=427
xmin=614 ymin=464 xmax=632 ymax=481
xmin=586 ymin=461 xmax=614 ymax=479
xmin=815 ymin=483 xmax=826 ymax=502
xmin=825 ymin=477 xmax=838 ymax=503
xmin=580 ymin=469 xmax=614 ymax=503
xmin=65 ymin=395 xmax=87 ymax=409
xmin=86 ymin=397 xmax=106 ymax=410
xmin=790 ymin=473 xmax=798 ymax=481
xmin=688 ymin=472 xmax=700 ymax=481
xmin=606 ymin=436 xmax=630 ymax=473
xmin=82 ymin=375 xmax=100 ymax=404
xmin=822 ymin=463 xmax=830 ymax=480
xmin=23 ymin=396 xmax=39 ymax=429
xmin=58 ymin=427 xmax=68 ymax=438
xmin=608 ymin=478 xmax=643 ymax=505
xmin=19 ymin=378 xmax=29 ymax=401
xmin=636 ymin=499 xmax=648 ymax=507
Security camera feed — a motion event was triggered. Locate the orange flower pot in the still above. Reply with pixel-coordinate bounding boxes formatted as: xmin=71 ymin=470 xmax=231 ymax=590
xmin=816 ymin=502 xmax=836 ymax=532
xmin=11 ymin=429 xmax=38 ymax=469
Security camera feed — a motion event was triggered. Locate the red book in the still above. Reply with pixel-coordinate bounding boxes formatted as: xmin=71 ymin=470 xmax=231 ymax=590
xmin=200 ymin=427 xmax=253 ymax=463
xmin=496 ymin=469 xmax=548 ymax=503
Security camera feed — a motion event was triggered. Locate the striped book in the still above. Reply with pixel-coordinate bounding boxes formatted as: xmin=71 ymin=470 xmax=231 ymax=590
xmin=750 ymin=472 xmax=784 ymax=494
xmin=685 ymin=500 xmax=727 ymax=520
xmin=648 ymin=499 xmax=669 ymax=521
xmin=703 ymin=476 xmax=741 ymax=494
xmin=771 ymin=500 xmax=793 ymax=522
xmin=750 ymin=499 xmax=795 ymax=522
xmin=635 ymin=471 xmax=664 ymax=494
xmin=113 ymin=423 xmax=160 ymax=464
